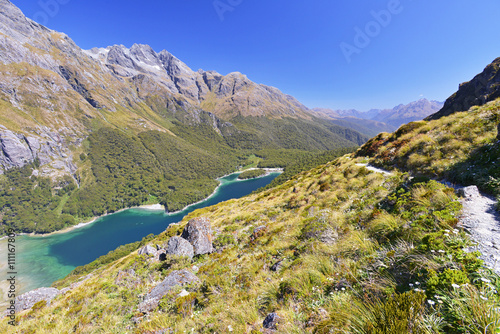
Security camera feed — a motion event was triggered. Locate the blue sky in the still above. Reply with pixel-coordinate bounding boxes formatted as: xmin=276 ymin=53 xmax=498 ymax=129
xmin=11 ymin=0 xmax=500 ymax=110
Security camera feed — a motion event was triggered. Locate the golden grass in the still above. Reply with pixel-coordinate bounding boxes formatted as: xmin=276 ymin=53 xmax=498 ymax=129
xmin=4 ymin=100 xmax=500 ymax=333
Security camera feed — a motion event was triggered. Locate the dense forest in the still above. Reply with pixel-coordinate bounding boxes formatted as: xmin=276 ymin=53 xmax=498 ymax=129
xmin=0 ymin=122 xmax=361 ymax=235
xmin=237 ymin=169 xmax=267 ymax=180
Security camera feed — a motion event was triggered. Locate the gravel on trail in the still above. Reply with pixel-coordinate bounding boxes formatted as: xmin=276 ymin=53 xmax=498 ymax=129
xmin=458 ymin=186 xmax=500 ymax=275
xmin=357 ymin=163 xmax=500 ymax=274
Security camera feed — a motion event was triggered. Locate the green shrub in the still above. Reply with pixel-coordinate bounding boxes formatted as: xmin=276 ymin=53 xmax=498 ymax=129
xmin=426 ymin=268 xmax=470 ymax=295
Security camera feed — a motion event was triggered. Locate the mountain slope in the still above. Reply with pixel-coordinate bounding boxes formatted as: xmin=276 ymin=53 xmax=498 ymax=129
xmin=0 ymin=0 xmax=367 ymax=234
xmin=5 ymin=96 xmax=500 ymax=334
xmin=428 ymin=57 xmax=500 ymax=120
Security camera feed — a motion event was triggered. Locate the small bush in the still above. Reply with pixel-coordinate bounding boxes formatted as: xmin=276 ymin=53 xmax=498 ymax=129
xmin=426 ymin=268 xmax=470 ymax=295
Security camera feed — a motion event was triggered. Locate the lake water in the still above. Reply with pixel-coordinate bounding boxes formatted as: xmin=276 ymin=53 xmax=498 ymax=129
xmin=0 ymin=172 xmax=280 ymax=299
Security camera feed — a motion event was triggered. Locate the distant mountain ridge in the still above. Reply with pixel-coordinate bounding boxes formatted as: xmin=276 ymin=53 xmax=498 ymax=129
xmin=84 ymin=44 xmax=311 ymax=120
xmin=313 ymin=99 xmax=444 ymax=135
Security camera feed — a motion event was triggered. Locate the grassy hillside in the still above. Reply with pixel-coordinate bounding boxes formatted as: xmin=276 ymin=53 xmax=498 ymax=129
xmin=4 ymin=100 xmax=500 ymax=333
xmin=358 ymin=99 xmax=500 ymax=203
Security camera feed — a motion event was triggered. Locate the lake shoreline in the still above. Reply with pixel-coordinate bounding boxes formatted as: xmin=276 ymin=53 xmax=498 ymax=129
xmin=1 ymin=169 xmax=283 ymax=240
xmin=0 ymin=203 xmax=166 ymax=240
xmin=164 ymin=169 xmax=283 ymax=215
xmin=0 ymin=170 xmax=284 ymax=304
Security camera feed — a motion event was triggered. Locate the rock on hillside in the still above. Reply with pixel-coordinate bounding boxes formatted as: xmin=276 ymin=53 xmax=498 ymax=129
xmin=166 ymin=236 xmax=195 ymax=259
xmin=428 ymin=57 xmax=500 ymax=120
xmin=181 ymin=217 xmax=213 ymax=255
xmin=15 ymin=287 xmax=60 ymax=312
xmin=138 ymin=269 xmax=199 ymax=313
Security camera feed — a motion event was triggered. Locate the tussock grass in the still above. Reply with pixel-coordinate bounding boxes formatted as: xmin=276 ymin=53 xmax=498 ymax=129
xmin=4 ymin=100 xmax=500 ymax=333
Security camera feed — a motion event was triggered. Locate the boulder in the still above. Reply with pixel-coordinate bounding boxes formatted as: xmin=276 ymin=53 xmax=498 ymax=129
xmin=263 ymin=312 xmax=280 ymax=330
xmin=457 ymin=185 xmax=480 ymax=199
xmin=15 ymin=287 xmax=60 ymax=312
xmin=138 ymin=245 xmax=158 ymax=257
xmin=181 ymin=217 xmax=213 ymax=255
xmin=138 ymin=269 xmax=199 ymax=313
xmin=166 ymin=236 xmax=194 ymax=259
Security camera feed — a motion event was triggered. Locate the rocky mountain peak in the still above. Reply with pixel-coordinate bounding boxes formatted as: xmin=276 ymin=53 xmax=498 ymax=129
xmin=158 ymin=49 xmax=194 ymax=77
xmin=130 ymin=43 xmax=161 ymax=67
xmin=428 ymin=57 xmax=500 ymax=120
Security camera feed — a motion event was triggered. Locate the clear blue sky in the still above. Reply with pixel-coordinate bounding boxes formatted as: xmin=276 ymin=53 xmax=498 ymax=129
xmin=11 ymin=0 xmax=500 ymax=110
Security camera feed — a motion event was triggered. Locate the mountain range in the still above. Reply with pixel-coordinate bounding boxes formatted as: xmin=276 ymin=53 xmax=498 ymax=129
xmin=0 ymin=0 xmax=367 ymax=176
xmin=0 ymin=0 xmax=370 ymax=234
xmin=313 ymin=99 xmax=444 ymax=137
xmin=4 ymin=51 xmax=500 ymax=333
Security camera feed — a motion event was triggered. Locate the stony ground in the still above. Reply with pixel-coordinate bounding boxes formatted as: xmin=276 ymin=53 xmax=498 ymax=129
xmin=359 ymin=162 xmax=500 ymax=275
xmin=459 ymin=188 xmax=500 ymax=275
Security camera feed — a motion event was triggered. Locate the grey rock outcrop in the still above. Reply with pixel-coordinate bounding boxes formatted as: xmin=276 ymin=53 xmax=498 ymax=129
xmin=166 ymin=236 xmax=194 ymax=259
xmin=0 ymin=129 xmax=33 ymax=169
xmin=138 ymin=245 xmax=158 ymax=257
xmin=181 ymin=217 xmax=213 ymax=255
xmin=0 ymin=128 xmax=77 ymax=177
xmin=15 ymin=287 xmax=60 ymax=312
xmin=428 ymin=57 xmax=500 ymax=120
xmin=138 ymin=269 xmax=199 ymax=313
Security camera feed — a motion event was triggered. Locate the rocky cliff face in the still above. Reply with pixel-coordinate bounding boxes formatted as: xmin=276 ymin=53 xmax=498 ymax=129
xmin=85 ymin=44 xmax=310 ymax=119
xmin=428 ymin=57 xmax=500 ymax=120
xmin=0 ymin=126 xmax=77 ymax=176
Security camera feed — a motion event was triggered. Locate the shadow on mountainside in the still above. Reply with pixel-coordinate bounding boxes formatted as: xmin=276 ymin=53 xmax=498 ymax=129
xmin=445 ymin=140 xmax=500 ymax=197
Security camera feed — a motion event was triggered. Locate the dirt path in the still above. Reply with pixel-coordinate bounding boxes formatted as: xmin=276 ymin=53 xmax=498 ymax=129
xmin=458 ymin=186 xmax=500 ymax=275
xmin=357 ymin=163 xmax=500 ymax=274
xmin=355 ymin=163 xmax=393 ymax=175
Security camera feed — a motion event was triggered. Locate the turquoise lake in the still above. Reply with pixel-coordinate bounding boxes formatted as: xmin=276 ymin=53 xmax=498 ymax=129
xmin=1 ymin=172 xmax=280 ymax=298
